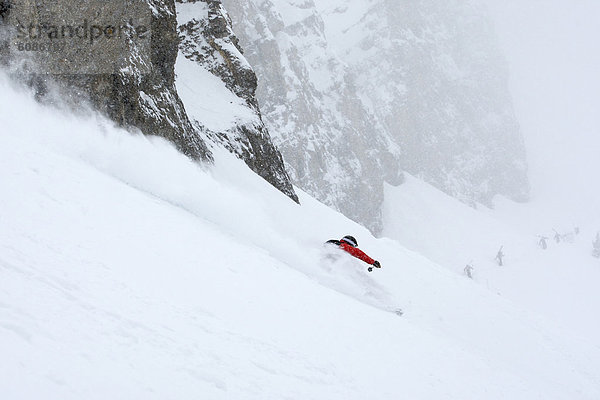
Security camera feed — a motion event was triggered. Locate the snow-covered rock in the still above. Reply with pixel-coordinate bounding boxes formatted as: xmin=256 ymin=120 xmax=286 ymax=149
xmin=222 ymin=0 xmax=402 ymax=233
xmin=176 ymin=0 xmax=298 ymax=202
xmin=223 ymin=0 xmax=529 ymax=232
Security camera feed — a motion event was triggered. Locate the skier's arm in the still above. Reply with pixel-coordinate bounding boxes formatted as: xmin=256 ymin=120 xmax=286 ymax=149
xmin=342 ymin=244 xmax=376 ymax=265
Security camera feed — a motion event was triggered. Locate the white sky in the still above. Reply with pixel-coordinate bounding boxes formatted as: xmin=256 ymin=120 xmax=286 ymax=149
xmin=481 ymin=0 xmax=600 ymax=215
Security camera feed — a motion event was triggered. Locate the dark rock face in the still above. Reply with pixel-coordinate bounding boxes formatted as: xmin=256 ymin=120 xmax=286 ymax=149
xmin=176 ymin=0 xmax=298 ymax=202
xmin=0 ymin=1 xmax=9 ymax=23
xmin=1 ymin=0 xmax=210 ymax=160
xmin=1 ymin=0 xmax=299 ymax=203
xmin=0 ymin=1 xmax=11 ymax=64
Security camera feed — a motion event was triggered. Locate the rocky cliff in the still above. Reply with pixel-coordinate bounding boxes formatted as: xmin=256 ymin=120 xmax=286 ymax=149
xmin=223 ymin=0 xmax=530 ymax=233
xmin=175 ymin=0 xmax=297 ymax=202
xmin=222 ymin=0 xmax=403 ymax=232
xmin=1 ymin=0 xmax=529 ymax=231
xmin=2 ymin=0 xmax=211 ymax=161
xmin=0 ymin=0 xmax=298 ymax=202
xmin=317 ymin=0 xmax=530 ymax=206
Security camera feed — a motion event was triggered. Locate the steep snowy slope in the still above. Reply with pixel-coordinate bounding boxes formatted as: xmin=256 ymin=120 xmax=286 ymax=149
xmin=1 ymin=76 xmax=599 ymax=399
xmin=383 ymin=174 xmax=600 ymax=340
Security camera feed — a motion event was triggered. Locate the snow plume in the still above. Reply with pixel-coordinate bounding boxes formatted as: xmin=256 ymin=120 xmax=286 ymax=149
xmin=2 ymin=71 xmax=600 ymax=399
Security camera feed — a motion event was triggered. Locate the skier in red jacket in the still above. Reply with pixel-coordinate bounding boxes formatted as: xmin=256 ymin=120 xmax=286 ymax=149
xmin=326 ymin=235 xmax=381 ymax=272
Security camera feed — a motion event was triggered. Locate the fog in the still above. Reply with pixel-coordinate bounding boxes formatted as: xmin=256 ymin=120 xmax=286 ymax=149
xmin=482 ymin=0 xmax=600 ymax=220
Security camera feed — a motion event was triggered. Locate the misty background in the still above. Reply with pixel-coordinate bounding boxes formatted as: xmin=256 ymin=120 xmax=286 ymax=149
xmin=482 ymin=0 xmax=600 ymax=223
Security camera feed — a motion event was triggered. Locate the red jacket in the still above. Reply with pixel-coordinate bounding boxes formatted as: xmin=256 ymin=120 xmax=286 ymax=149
xmin=339 ymin=242 xmax=376 ymax=265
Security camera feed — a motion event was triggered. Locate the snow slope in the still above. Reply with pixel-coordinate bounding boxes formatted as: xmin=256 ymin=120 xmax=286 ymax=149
xmin=383 ymin=174 xmax=600 ymax=341
xmin=1 ymin=75 xmax=600 ymax=399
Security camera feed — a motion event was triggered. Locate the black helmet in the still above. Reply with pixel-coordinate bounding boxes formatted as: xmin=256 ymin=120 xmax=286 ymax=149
xmin=341 ymin=235 xmax=358 ymax=247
